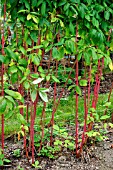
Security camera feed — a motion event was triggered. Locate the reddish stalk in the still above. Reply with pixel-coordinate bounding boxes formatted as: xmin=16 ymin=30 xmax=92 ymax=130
xmin=29 ymin=104 xmax=35 ymax=163
xmin=39 ymin=48 xmax=52 ymax=151
xmin=1 ymin=2 xmax=6 ymax=152
xmin=50 ymin=32 xmax=60 ymax=146
xmin=75 ymin=59 xmax=79 ymax=157
xmin=88 ymin=59 xmax=104 ymax=131
xmin=79 ymin=66 xmax=89 ymax=154
xmin=38 ymin=102 xmax=46 ymax=152
xmin=49 ymin=59 xmax=77 ymax=145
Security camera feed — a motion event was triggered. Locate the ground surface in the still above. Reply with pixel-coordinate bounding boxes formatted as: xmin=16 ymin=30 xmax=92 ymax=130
xmin=1 ymin=129 xmax=113 ymax=170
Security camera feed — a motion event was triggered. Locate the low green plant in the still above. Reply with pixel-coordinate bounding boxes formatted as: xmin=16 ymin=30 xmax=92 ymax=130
xmin=13 ymin=149 xmax=21 ymax=158
xmin=0 ymin=149 xmax=11 ymax=166
xmin=38 ymin=146 xmax=60 ymax=159
xmin=32 ymin=160 xmax=42 ymax=169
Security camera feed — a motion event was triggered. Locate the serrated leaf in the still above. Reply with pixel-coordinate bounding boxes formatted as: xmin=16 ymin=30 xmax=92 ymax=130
xmin=39 ymin=91 xmax=48 ymax=102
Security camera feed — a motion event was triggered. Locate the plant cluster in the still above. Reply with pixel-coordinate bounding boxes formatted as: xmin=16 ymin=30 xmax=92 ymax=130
xmin=0 ymin=0 xmax=113 ymax=166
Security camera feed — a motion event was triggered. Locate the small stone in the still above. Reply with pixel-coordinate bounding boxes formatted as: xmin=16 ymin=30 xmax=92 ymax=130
xmin=103 ymin=144 xmax=110 ymax=150
xmin=57 ymin=156 xmax=66 ymax=163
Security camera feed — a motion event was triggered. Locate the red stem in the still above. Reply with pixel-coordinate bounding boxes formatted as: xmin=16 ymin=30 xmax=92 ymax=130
xmin=1 ymin=3 xmax=6 ymax=152
xmin=75 ymin=60 xmax=79 ymax=157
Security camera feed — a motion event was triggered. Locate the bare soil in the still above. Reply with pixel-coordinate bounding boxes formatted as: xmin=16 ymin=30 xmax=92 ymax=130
xmin=1 ymin=129 xmax=113 ymax=170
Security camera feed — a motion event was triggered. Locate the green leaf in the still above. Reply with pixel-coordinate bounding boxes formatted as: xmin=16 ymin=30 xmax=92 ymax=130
xmin=30 ymin=73 xmax=39 ymax=79
xmin=65 ymin=40 xmax=76 ymax=54
xmin=92 ymin=17 xmax=99 ymax=28
xmin=30 ymin=32 xmax=37 ymax=42
xmin=46 ymin=75 xmax=50 ymax=81
xmin=58 ymin=1 xmax=66 ymax=6
xmin=77 ymin=53 xmax=82 ymax=61
xmin=52 ymin=76 xmax=60 ymax=83
xmin=75 ymin=86 xmax=81 ymax=95
xmin=79 ymin=79 xmax=87 ymax=86
xmin=32 ymin=0 xmax=37 ymax=7
xmin=5 ymin=48 xmax=18 ymax=61
xmin=0 ymin=55 xmax=4 ymax=63
xmin=69 ymin=22 xmax=75 ymax=35
xmin=19 ymin=59 xmax=28 ymax=67
xmin=41 ymin=2 xmax=46 ymax=16
xmin=5 ymin=95 xmax=15 ymax=104
xmin=17 ymin=113 xmax=26 ymax=125
xmin=85 ymin=14 xmax=90 ymax=21
xmin=39 ymin=88 xmax=49 ymax=93
xmin=52 ymin=47 xmax=60 ymax=60
xmin=27 ymin=14 xmax=32 ymax=20
xmin=23 ymin=81 xmax=30 ymax=90
xmin=103 ymin=102 xmax=111 ymax=107
xmin=0 ymin=160 xmax=3 ymax=166
xmin=79 ymin=5 xmax=85 ymax=19
xmin=53 ymin=124 xmax=59 ymax=131
xmin=84 ymin=51 xmax=91 ymax=65
xmin=31 ymin=89 xmax=37 ymax=102
xmin=104 ymin=11 xmax=110 ymax=20
xmin=19 ymin=46 xmax=26 ymax=55
xmin=39 ymin=91 xmax=48 ymax=102
xmin=32 ymin=16 xmax=39 ymax=24
xmin=11 ymin=73 xmax=18 ymax=84
xmin=100 ymin=115 xmax=110 ymax=120
xmin=8 ymin=65 xmax=18 ymax=73
xmin=91 ymin=48 xmax=98 ymax=60
xmin=5 ymin=90 xmax=22 ymax=100
xmin=0 ymin=98 xmax=7 ymax=114
xmin=37 ymin=0 xmax=43 ymax=7
xmin=4 ymin=158 xmax=11 ymax=163
xmin=64 ymin=3 xmax=70 ymax=11
xmin=38 ymin=66 xmax=44 ymax=73
xmin=5 ymin=110 xmax=14 ymax=120
xmin=24 ymin=0 xmax=30 ymax=10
